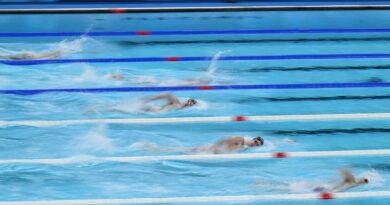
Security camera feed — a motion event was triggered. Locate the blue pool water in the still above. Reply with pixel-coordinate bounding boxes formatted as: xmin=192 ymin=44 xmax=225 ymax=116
xmin=0 ymin=10 xmax=389 ymax=204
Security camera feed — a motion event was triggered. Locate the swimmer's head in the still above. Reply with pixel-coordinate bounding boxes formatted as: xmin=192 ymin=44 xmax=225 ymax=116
xmin=247 ymin=136 xmax=264 ymax=147
xmin=358 ymin=178 xmax=369 ymax=184
xmin=111 ymin=73 xmax=125 ymax=80
xmin=183 ymin=98 xmax=197 ymax=107
xmin=253 ymin=136 xmax=264 ymax=146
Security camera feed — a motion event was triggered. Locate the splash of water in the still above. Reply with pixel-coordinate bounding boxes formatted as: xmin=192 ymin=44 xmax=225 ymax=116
xmin=358 ymin=169 xmax=385 ymax=188
xmin=127 ymin=142 xmax=161 ymax=152
xmin=288 ymin=180 xmax=322 ymax=193
xmin=184 ymin=98 xmax=208 ymax=111
xmin=75 ymin=125 xmax=117 ymax=153
xmin=126 ymin=50 xmax=231 ymax=86
xmin=55 ymin=36 xmax=89 ymax=54
xmin=206 ymin=50 xmax=231 ymax=76
xmin=72 ymin=65 xmax=101 ymax=83
xmin=131 ymin=75 xmax=159 ymax=85
xmin=111 ymin=100 xmax=147 ymax=114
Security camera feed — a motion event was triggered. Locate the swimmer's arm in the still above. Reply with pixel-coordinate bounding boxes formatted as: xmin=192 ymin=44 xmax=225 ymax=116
xmin=340 ymin=169 xmax=356 ymax=183
xmin=213 ymin=137 xmax=244 ymax=152
xmin=182 ymin=78 xmax=204 ymax=85
xmin=110 ymin=108 xmax=130 ymax=114
xmin=226 ymin=138 xmax=245 ymax=152
xmin=35 ymin=50 xmax=63 ymax=59
xmin=145 ymin=93 xmax=180 ymax=104
xmin=331 ymin=169 xmax=356 ymax=192
xmin=331 ymin=182 xmax=348 ymax=192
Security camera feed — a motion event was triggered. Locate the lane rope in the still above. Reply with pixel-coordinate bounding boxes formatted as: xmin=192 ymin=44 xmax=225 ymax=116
xmin=3 ymin=28 xmax=390 ymax=37
xmin=1 ymin=113 xmax=390 ymax=127
xmin=3 ymin=5 xmax=390 ymax=14
xmin=2 ymin=82 xmax=390 ymax=95
xmin=3 ymin=53 xmax=390 ymax=65
xmin=0 ymin=191 xmax=389 ymax=204
xmin=0 ymin=149 xmax=389 ymax=165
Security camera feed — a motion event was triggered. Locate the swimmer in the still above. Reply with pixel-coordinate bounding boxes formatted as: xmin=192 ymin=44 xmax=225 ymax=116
xmin=108 ymin=72 xmax=211 ymax=85
xmin=142 ymin=93 xmax=197 ymax=112
xmin=110 ymin=73 xmax=125 ymax=80
xmin=0 ymin=50 xmax=63 ymax=60
xmin=192 ymin=136 xmax=264 ymax=154
xmin=313 ymin=169 xmax=369 ymax=193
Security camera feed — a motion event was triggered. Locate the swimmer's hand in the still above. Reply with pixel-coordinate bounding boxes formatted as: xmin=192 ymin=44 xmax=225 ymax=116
xmin=284 ymin=138 xmax=297 ymax=144
xmin=255 ymin=180 xmax=266 ymax=186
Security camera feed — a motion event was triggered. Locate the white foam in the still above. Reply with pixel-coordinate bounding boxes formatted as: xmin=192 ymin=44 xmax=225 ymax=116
xmin=127 ymin=142 xmax=161 ymax=152
xmin=191 ymin=99 xmax=208 ymax=111
xmin=288 ymin=181 xmax=317 ymax=193
xmin=206 ymin=50 xmax=231 ymax=76
xmin=111 ymin=100 xmax=147 ymax=114
xmin=130 ymin=75 xmax=159 ymax=85
xmin=359 ymin=169 xmax=385 ymax=188
xmin=53 ymin=36 xmax=91 ymax=55
xmin=75 ymin=125 xmax=117 ymax=153
xmin=72 ymin=65 xmax=102 ymax=83
xmin=124 ymin=50 xmax=231 ymax=87
xmin=258 ymin=141 xmax=276 ymax=152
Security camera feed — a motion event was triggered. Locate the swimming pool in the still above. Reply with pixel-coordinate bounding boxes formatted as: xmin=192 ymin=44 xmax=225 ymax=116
xmin=0 ymin=7 xmax=390 ymax=205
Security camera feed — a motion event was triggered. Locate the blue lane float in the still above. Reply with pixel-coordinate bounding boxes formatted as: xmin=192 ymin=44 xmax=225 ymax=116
xmin=3 ymin=54 xmax=390 ymax=66
xmin=3 ymin=28 xmax=390 ymax=37
xmin=2 ymin=82 xmax=390 ymax=95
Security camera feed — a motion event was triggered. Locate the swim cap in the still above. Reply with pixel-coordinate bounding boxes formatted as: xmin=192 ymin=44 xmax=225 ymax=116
xmin=188 ymin=99 xmax=197 ymax=105
xmin=253 ymin=136 xmax=264 ymax=146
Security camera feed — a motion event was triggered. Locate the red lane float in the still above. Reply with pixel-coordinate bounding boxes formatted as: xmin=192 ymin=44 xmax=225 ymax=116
xmin=166 ymin=57 xmax=181 ymax=61
xmin=111 ymin=8 xmax=126 ymax=13
xmin=136 ymin=31 xmax=151 ymax=36
xmin=232 ymin=116 xmax=247 ymax=121
xmin=273 ymin=152 xmax=288 ymax=158
xmin=320 ymin=192 xmax=334 ymax=200
xmin=198 ymin=86 xmax=213 ymax=90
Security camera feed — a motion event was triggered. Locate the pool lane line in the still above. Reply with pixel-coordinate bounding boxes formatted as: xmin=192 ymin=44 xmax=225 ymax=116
xmin=4 ymin=53 xmax=390 ymax=66
xmin=1 ymin=191 xmax=390 ymax=204
xmin=3 ymin=5 xmax=390 ymax=14
xmin=0 ymin=149 xmax=389 ymax=165
xmin=2 ymin=113 xmax=390 ymax=127
xmin=4 ymin=28 xmax=390 ymax=37
xmin=2 ymin=82 xmax=390 ymax=95
xmin=0 ymin=191 xmax=389 ymax=204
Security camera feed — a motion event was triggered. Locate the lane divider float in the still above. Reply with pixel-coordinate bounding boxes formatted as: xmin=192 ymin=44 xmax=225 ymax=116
xmin=1 ymin=113 xmax=390 ymax=127
xmin=0 ymin=191 xmax=389 ymax=205
xmin=0 ymin=149 xmax=389 ymax=165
